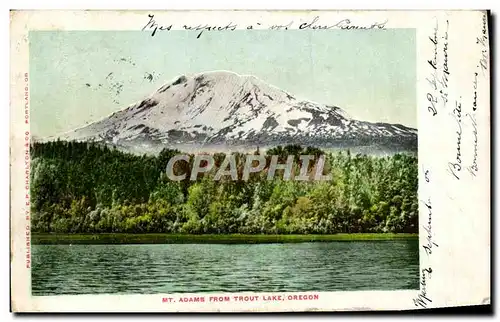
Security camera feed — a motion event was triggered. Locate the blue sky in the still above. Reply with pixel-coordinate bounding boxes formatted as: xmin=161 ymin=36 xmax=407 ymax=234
xmin=30 ymin=29 xmax=416 ymax=137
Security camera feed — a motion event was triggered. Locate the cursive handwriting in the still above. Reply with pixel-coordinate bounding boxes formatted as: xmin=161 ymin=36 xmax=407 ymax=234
xmin=466 ymin=113 xmax=479 ymax=177
xmin=269 ymin=21 xmax=293 ymax=30
xmin=448 ymin=101 xmax=462 ymax=180
xmin=421 ymin=198 xmax=439 ymax=255
xmin=142 ymin=14 xmax=172 ymax=37
xmin=465 ymin=14 xmax=486 ymax=179
xmin=298 ymin=16 xmax=387 ymax=30
xmin=423 ymin=167 xmax=430 ymax=182
xmin=426 ymin=19 xmax=450 ymax=116
xmin=183 ymin=22 xmax=237 ymax=39
xmin=427 ymin=20 xmax=439 ymax=72
xmin=413 ymin=268 xmax=433 ymax=308
xmin=142 ymin=14 xmax=237 ymax=38
xmin=441 ymin=21 xmax=450 ymax=86
xmin=478 ymin=48 xmax=488 ymax=76
xmin=476 ymin=13 xmax=489 ymax=75
xmin=142 ymin=14 xmax=388 ymax=38
xmin=413 ymin=167 xmax=435 ymax=308
xmin=472 ymin=72 xmax=478 ymax=112
xmin=427 ymin=93 xmax=438 ymax=116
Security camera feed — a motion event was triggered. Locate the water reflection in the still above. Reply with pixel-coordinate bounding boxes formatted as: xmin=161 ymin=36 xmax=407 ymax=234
xmin=32 ymin=240 xmax=419 ymax=295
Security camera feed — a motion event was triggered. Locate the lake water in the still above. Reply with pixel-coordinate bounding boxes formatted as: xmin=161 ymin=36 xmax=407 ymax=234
xmin=32 ymin=240 xmax=419 ymax=295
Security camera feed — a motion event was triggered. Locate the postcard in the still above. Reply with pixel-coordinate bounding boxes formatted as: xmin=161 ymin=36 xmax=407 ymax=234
xmin=10 ymin=10 xmax=490 ymax=312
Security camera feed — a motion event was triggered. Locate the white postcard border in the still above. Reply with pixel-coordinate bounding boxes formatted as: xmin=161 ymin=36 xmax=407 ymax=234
xmin=10 ymin=10 xmax=491 ymax=312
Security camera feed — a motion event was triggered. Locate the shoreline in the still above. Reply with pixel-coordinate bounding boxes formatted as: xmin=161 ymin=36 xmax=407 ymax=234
xmin=32 ymin=233 xmax=418 ymax=245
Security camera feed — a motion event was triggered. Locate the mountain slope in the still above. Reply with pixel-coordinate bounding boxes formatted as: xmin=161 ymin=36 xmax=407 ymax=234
xmin=59 ymin=71 xmax=417 ymax=154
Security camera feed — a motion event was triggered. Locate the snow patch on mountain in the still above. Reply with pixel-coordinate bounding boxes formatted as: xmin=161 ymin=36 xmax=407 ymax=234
xmin=57 ymin=70 xmax=417 ymax=154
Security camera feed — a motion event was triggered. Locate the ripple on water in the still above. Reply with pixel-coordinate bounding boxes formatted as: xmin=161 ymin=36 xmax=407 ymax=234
xmin=31 ymin=240 xmax=419 ymax=295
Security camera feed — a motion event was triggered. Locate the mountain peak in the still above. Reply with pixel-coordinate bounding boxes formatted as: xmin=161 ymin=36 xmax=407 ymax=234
xmin=159 ymin=71 xmax=258 ymax=89
xmin=59 ymin=71 xmax=417 ymax=154
xmin=153 ymin=70 xmax=287 ymax=104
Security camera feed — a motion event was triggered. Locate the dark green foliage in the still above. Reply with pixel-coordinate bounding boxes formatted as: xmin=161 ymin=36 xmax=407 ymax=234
xmin=32 ymin=233 xmax=418 ymax=245
xmin=30 ymin=141 xmax=418 ymax=234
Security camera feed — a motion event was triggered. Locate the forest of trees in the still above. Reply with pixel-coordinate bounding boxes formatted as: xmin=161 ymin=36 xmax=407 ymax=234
xmin=30 ymin=141 xmax=418 ymax=234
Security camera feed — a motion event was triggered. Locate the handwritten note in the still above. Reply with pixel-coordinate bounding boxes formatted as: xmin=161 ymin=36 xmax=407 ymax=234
xmin=426 ymin=19 xmax=450 ymax=116
xmin=415 ymin=11 xmax=490 ymax=309
xmin=465 ymin=12 xmax=488 ymax=178
xmin=141 ymin=14 xmax=388 ymax=38
xmin=413 ymin=167 xmax=437 ymax=308
xmin=448 ymin=100 xmax=462 ymax=180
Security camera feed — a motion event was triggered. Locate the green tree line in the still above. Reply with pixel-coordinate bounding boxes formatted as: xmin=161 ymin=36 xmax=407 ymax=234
xmin=30 ymin=141 xmax=418 ymax=234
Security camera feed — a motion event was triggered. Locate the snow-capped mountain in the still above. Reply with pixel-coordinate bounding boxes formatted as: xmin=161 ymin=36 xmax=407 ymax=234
xmin=58 ymin=71 xmax=417 ymax=154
